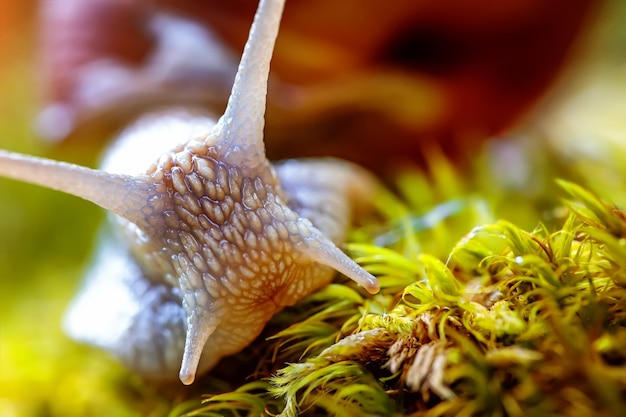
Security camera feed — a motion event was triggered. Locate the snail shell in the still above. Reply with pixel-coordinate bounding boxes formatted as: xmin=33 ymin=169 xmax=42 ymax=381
xmin=0 ymin=0 xmax=379 ymax=385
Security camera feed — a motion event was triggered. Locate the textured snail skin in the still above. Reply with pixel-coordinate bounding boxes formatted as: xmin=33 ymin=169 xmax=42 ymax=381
xmin=63 ymin=114 xmax=378 ymax=384
xmin=0 ymin=0 xmax=379 ymax=385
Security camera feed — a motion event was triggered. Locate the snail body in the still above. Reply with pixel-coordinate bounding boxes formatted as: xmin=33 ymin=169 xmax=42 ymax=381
xmin=0 ymin=0 xmax=378 ymax=385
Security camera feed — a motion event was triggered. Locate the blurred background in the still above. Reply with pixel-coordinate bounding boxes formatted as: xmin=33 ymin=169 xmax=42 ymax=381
xmin=0 ymin=0 xmax=625 ymax=415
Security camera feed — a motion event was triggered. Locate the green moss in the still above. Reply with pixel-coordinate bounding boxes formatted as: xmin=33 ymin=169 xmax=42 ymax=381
xmin=165 ymin=172 xmax=625 ymax=417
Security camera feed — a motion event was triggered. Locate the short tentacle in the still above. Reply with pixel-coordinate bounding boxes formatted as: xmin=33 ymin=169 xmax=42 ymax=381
xmin=179 ymin=311 xmax=218 ymax=385
xmin=294 ymin=219 xmax=380 ymax=294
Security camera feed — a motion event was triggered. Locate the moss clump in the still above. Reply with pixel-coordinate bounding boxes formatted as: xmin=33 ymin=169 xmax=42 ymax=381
xmin=171 ymin=175 xmax=626 ymax=417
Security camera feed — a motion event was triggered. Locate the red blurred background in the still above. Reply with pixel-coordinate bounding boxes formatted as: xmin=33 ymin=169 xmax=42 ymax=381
xmin=1 ymin=0 xmax=600 ymax=172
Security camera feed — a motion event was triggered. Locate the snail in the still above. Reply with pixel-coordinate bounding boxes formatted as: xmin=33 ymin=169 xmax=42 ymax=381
xmin=0 ymin=0 xmax=380 ymax=385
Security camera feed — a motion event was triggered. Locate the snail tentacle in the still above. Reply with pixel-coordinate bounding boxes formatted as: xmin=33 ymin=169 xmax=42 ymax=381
xmin=296 ymin=229 xmax=380 ymax=294
xmin=0 ymin=150 xmax=153 ymax=229
xmin=179 ymin=311 xmax=218 ymax=385
xmin=275 ymin=158 xmax=381 ymax=294
xmin=213 ymin=0 xmax=284 ymax=173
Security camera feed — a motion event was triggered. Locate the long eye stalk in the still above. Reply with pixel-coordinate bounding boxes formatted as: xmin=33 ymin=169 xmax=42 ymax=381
xmin=213 ymin=0 xmax=285 ymax=172
xmin=0 ymin=150 xmax=152 ymax=228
